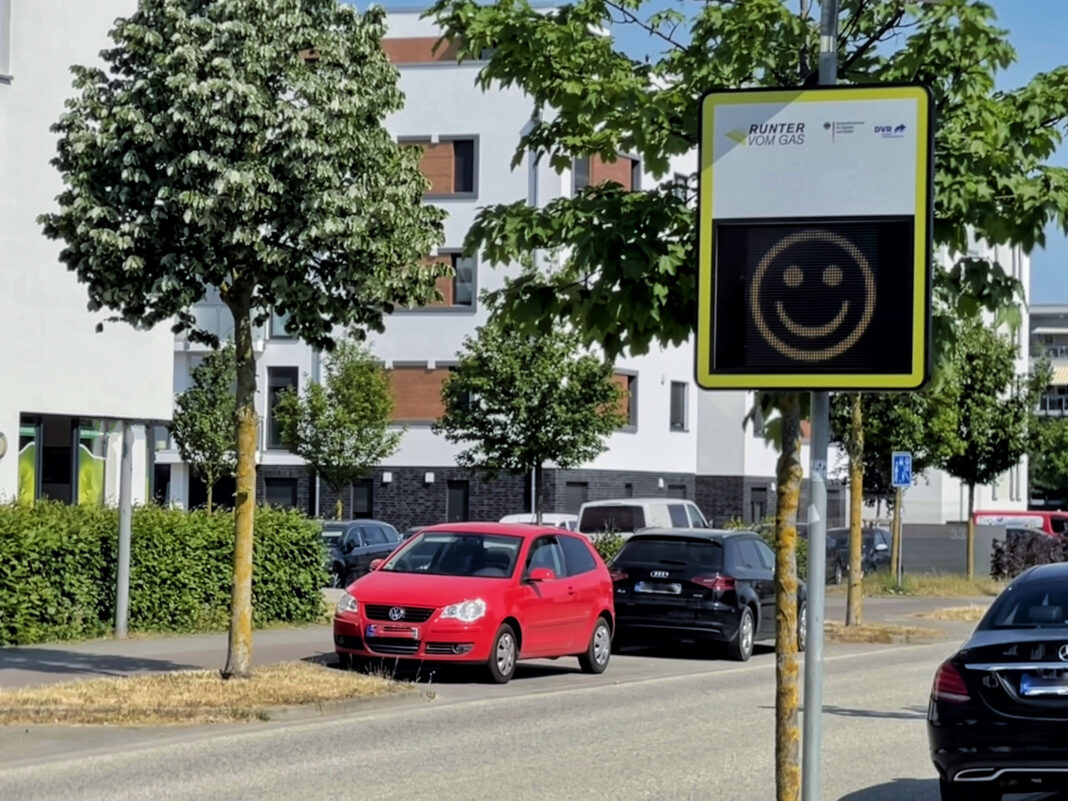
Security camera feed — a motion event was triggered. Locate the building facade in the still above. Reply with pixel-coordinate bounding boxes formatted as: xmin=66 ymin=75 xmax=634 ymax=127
xmin=0 ymin=0 xmax=173 ymax=506
xmin=1030 ymin=303 xmax=1068 ymax=509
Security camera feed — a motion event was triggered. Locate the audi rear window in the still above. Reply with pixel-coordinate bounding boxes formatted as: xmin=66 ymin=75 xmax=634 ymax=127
xmin=615 ymin=538 xmax=723 ymax=571
xmin=580 ymin=506 xmax=645 ymax=533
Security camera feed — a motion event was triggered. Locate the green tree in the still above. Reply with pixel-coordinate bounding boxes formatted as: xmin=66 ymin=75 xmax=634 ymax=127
xmin=1031 ymin=416 xmax=1068 ymax=503
xmin=937 ymin=319 xmax=1048 ymax=578
xmin=171 ymin=346 xmax=237 ymax=513
xmin=434 ymin=309 xmax=625 ymax=521
xmin=427 ymin=0 xmax=1068 ymax=795
xmin=274 ymin=341 xmax=401 ymax=521
xmin=40 ymin=0 xmax=445 ymax=678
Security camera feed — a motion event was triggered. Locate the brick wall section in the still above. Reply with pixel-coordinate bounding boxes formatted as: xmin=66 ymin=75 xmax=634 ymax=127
xmin=381 ymin=37 xmax=460 ymax=64
xmin=590 ymin=155 xmax=633 ymax=190
xmin=545 ymin=468 xmax=698 ymax=514
xmin=256 ymin=464 xmax=315 ymax=517
xmin=389 ymin=367 xmax=449 ymax=422
xmin=696 ymin=475 xmax=745 ymax=527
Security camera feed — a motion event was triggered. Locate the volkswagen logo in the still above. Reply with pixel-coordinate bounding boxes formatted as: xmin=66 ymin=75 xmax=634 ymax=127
xmin=650 ymin=570 xmax=669 ymax=579
xmin=388 ymin=606 xmax=406 ymax=621
xmin=1058 ymin=644 xmax=1068 ymax=662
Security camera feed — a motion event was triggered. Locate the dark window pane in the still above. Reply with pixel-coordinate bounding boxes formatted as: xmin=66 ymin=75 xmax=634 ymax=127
xmin=269 ymin=310 xmax=291 ymax=338
xmin=264 ymin=477 xmax=297 ymax=508
xmin=560 ymin=535 xmax=598 ymax=576
xmin=667 ymin=485 xmax=687 ymax=499
xmin=624 ymin=483 xmax=634 ymax=498
xmin=627 ymin=375 xmax=638 ymax=427
xmin=670 ymin=381 xmax=687 ymax=430
xmin=453 ymin=139 xmax=475 ymax=193
xmin=630 ymin=158 xmax=642 ymax=191
xmin=527 ymin=537 xmax=565 ymax=575
xmin=452 ymin=254 xmax=476 ymax=306
xmin=755 ymin=540 xmax=775 ymax=570
xmin=361 ymin=525 xmax=389 ymax=546
xmin=353 ymin=478 xmax=372 ymax=518
xmin=616 ymin=538 xmax=724 ymax=572
xmin=447 ymin=480 xmax=469 ymax=523
xmin=573 ymin=157 xmax=590 ymax=191
xmin=579 ymin=505 xmax=645 ymax=534
xmin=267 ymin=367 xmax=298 ymax=449
xmin=667 ymin=504 xmax=689 ymax=526
xmin=564 ymin=482 xmax=589 ymax=514
xmin=737 ymin=539 xmax=763 ymax=569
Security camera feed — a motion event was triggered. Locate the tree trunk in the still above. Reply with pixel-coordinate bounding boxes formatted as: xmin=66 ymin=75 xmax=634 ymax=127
xmin=774 ymin=392 xmax=802 ymax=801
xmin=335 ymin=495 xmax=344 ymax=521
xmin=966 ymin=483 xmax=975 ymax=579
xmin=206 ymin=480 xmax=214 ymax=515
xmin=846 ymin=393 xmax=864 ymax=626
xmin=890 ymin=487 xmax=902 ymax=583
xmin=222 ymin=298 xmax=257 ymax=680
xmin=534 ymin=463 xmax=543 ymax=525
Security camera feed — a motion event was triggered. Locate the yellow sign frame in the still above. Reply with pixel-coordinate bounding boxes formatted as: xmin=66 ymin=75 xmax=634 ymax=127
xmin=696 ymin=85 xmax=932 ymax=390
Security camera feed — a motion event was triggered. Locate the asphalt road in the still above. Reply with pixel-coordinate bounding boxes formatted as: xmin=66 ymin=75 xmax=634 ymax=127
xmin=2 ymin=637 xmax=1057 ymax=801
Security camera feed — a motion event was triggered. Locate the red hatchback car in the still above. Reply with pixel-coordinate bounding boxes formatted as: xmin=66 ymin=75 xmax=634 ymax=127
xmin=333 ymin=523 xmax=615 ymax=683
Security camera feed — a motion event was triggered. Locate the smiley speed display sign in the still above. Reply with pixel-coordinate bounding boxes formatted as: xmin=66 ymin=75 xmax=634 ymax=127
xmin=696 ymin=85 xmax=933 ymax=390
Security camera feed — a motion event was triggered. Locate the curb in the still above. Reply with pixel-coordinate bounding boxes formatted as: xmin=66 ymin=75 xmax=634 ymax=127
xmin=260 ymin=687 xmax=435 ymax=722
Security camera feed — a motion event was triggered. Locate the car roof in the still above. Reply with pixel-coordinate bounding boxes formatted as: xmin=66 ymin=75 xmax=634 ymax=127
xmin=627 ymin=528 xmax=757 ymax=541
xmin=416 ymin=521 xmax=571 ymax=538
xmin=580 ymin=498 xmax=694 ymax=507
xmin=1021 ymin=562 xmax=1068 ymax=580
xmin=321 ymin=519 xmax=395 ymax=528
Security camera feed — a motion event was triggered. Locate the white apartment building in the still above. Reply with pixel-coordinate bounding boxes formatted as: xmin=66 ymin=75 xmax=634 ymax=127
xmin=158 ymin=11 xmax=700 ymax=528
xmin=0 ymin=0 xmax=173 ymax=506
xmin=1030 ymin=302 xmax=1068 ymax=509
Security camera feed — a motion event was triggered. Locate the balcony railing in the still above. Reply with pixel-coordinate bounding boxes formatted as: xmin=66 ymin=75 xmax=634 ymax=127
xmin=1039 ymin=395 xmax=1068 ymax=414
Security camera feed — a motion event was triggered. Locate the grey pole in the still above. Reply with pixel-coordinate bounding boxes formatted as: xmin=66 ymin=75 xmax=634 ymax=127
xmin=115 ymin=421 xmax=134 ymax=639
xmin=802 ymin=2 xmax=838 ymax=800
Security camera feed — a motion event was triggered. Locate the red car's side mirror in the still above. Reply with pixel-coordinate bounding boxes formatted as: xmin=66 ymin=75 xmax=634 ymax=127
xmin=369 ymin=558 xmax=384 ymax=570
xmin=528 ymin=567 xmax=556 ymax=582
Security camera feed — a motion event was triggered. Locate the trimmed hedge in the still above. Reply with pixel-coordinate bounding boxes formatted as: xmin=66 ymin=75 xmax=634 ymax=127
xmin=990 ymin=529 xmax=1067 ymax=580
xmin=0 ymin=502 xmax=326 ymax=645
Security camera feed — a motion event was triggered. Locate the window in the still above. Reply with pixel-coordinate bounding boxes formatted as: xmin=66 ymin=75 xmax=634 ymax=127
xmin=267 ymin=367 xmax=298 ymax=449
xmin=564 ymin=482 xmax=589 ymax=513
xmin=630 ymin=159 xmax=642 ymax=191
xmin=559 ymin=535 xmax=598 ymax=576
xmin=613 ymin=373 xmax=638 ymax=429
xmin=750 ymin=487 xmax=768 ymax=522
xmin=0 ymin=0 xmax=10 ymax=81
xmin=572 ymin=156 xmax=590 ymax=192
xmin=264 ymin=477 xmax=298 ymax=508
xmin=624 ymin=483 xmax=634 ymax=498
xmin=736 ymin=539 xmax=764 ymax=570
xmin=527 ymin=537 xmax=566 ymax=575
xmin=361 ymin=525 xmax=390 ymax=546
xmin=670 ymin=381 xmax=688 ymax=431
xmin=451 ymin=253 xmax=475 ymax=306
xmin=666 ymin=484 xmax=687 ymax=499
xmin=352 ymin=479 xmax=372 ymax=519
xmin=667 ymin=504 xmax=689 ymax=527
xmin=686 ymin=504 xmax=706 ymax=528
xmin=672 ymin=172 xmax=688 ymax=201
xmin=408 ymin=137 xmax=478 ymax=196
xmin=269 ymin=310 xmax=292 ymax=339
xmin=579 ymin=505 xmax=644 ymax=534
xmin=446 ymin=480 xmax=469 ymax=522
xmin=341 ymin=528 xmax=363 ymax=551
xmin=617 ymin=538 xmax=723 ymax=572
xmin=754 ymin=540 xmax=776 ymax=571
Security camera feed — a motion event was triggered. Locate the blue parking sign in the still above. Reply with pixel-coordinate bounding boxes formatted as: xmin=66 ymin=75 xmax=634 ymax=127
xmin=891 ymin=452 xmax=912 ymax=488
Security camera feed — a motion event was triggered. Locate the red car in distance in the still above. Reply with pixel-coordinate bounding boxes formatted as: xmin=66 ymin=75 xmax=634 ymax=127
xmin=333 ymin=522 xmax=615 ymax=683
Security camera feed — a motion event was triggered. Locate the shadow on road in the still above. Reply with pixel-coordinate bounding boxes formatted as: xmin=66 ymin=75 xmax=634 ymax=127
xmin=615 ymin=642 xmax=775 ymax=661
xmin=0 ymin=647 xmax=199 ymax=678
xmin=839 ymin=779 xmax=1061 ymax=801
xmin=823 ymin=703 xmax=927 ymax=720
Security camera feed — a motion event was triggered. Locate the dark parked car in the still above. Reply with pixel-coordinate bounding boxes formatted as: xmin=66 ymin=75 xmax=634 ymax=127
xmin=928 ymin=562 xmax=1068 ymax=800
xmin=323 ymin=520 xmax=402 ymax=588
xmin=609 ymin=529 xmax=807 ymax=662
xmin=797 ymin=523 xmax=847 ymax=585
xmin=827 ymin=526 xmax=891 ymax=575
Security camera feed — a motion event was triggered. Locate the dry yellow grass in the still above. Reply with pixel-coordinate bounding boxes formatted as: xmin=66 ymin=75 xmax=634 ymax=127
xmin=824 ymin=621 xmax=940 ymax=644
xmin=915 ymin=604 xmax=989 ymax=622
xmin=0 ymin=661 xmax=405 ymax=726
xmin=827 ymin=573 xmax=1006 ymax=598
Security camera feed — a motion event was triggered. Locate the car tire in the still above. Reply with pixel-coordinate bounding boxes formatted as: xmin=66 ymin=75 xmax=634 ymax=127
xmin=797 ymin=601 xmax=807 ymax=653
xmin=938 ymin=778 xmax=999 ymax=801
xmin=727 ymin=606 xmax=755 ymax=662
xmin=832 ymin=561 xmax=843 ymax=585
xmin=578 ymin=617 xmax=612 ymax=674
xmin=336 ymin=652 xmax=352 ymax=670
xmin=486 ymin=623 xmax=519 ymax=684
xmin=329 ymin=564 xmax=344 ymax=589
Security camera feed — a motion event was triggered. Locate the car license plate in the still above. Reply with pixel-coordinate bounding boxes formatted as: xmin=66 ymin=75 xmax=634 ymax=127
xmin=634 ymin=581 xmax=682 ymax=595
xmin=366 ymin=624 xmax=420 ymax=640
xmin=1020 ymin=671 xmax=1068 ymax=696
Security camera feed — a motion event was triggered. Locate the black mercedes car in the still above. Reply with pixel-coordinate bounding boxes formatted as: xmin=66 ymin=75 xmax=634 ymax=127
xmin=928 ymin=562 xmax=1068 ymax=800
xmin=609 ymin=529 xmax=807 ymax=662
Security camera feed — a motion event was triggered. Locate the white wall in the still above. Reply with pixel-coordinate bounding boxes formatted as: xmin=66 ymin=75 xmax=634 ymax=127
xmin=0 ymin=1 xmax=174 ymax=500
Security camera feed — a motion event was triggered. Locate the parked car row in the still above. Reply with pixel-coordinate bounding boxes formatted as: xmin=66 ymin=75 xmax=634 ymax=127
xmin=332 ymin=519 xmax=808 ymax=682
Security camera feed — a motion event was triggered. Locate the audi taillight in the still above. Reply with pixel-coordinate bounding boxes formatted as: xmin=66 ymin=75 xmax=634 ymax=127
xmin=691 ymin=574 xmax=736 ymax=592
xmin=609 ymin=569 xmax=628 ymax=582
xmin=932 ymin=661 xmax=971 ymax=704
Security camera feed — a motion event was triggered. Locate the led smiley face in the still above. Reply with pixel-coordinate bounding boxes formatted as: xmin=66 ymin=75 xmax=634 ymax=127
xmin=749 ymin=230 xmax=876 ymax=362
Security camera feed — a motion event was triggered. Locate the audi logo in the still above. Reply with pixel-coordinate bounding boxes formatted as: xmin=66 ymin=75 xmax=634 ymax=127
xmin=650 ymin=570 xmax=669 ymax=578
xmin=388 ymin=606 xmax=406 ymax=621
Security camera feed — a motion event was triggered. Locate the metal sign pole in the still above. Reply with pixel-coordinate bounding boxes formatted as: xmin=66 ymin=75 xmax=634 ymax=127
xmin=802 ymin=2 xmax=839 ymax=800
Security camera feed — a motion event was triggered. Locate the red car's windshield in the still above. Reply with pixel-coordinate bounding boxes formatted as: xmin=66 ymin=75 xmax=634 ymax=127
xmin=381 ymin=532 xmax=523 ymax=578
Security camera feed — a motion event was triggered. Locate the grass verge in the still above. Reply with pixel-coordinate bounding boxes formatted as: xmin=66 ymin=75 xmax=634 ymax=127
xmin=824 ymin=621 xmax=941 ymax=644
xmin=827 ymin=572 xmax=1006 ymax=598
xmin=0 ymin=661 xmax=405 ymax=726
xmin=915 ymin=604 xmax=989 ymax=623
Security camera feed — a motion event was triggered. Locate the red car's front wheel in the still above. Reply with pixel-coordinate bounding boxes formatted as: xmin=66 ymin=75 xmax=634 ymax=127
xmin=486 ymin=624 xmax=518 ymax=684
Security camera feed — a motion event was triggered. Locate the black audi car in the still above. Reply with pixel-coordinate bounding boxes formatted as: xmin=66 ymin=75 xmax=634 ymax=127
xmin=609 ymin=529 xmax=807 ymax=662
xmin=928 ymin=562 xmax=1068 ymax=801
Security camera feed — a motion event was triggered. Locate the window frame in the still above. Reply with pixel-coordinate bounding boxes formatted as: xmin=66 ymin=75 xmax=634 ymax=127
xmin=266 ymin=367 xmax=299 ymax=450
xmin=398 ymin=135 xmax=480 ymax=200
xmin=0 ymin=0 xmax=11 ymax=83
xmin=395 ymin=250 xmax=478 ymax=315
xmin=669 ymin=381 xmax=688 ymax=431
xmin=559 ymin=534 xmax=598 ymax=576
xmin=263 ymin=476 xmax=299 ymax=509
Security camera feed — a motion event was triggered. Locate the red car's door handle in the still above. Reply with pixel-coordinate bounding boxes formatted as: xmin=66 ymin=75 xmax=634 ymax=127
xmin=568 ymin=585 xmax=576 ymax=595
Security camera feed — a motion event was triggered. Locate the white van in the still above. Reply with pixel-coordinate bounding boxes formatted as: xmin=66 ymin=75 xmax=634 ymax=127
xmin=498 ymin=513 xmax=578 ymax=530
xmin=577 ymin=498 xmax=708 ymax=538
